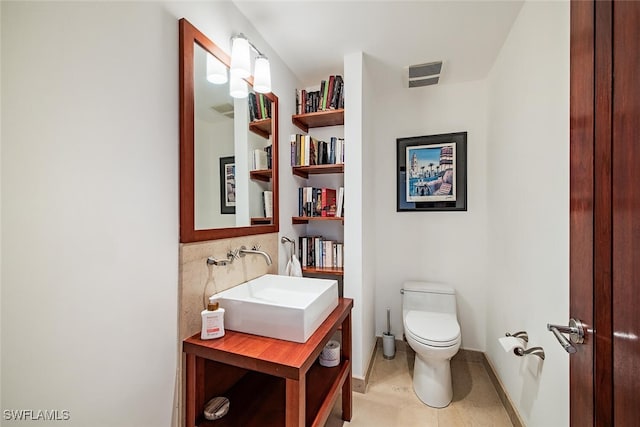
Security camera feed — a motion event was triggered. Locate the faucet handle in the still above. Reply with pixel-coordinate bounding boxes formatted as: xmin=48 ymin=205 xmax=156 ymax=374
xmin=227 ymin=248 xmax=240 ymax=261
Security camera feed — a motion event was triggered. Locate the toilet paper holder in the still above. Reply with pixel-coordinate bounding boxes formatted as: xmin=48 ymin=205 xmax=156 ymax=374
xmin=504 ymin=331 xmax=545 ymax=360
xmin=505 ymin=331 xmax=529 ymax=343
xmin=513 ymin=346 xmax=546 ymax=360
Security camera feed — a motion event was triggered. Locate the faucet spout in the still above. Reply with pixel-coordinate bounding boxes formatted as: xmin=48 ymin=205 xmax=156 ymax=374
xmin=238 ymin=245 xmax=272 ymax=265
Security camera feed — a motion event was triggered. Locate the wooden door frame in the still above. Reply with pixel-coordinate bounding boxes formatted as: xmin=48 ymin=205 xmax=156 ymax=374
xmin=570 ymin=0 xmax=614 ymax=425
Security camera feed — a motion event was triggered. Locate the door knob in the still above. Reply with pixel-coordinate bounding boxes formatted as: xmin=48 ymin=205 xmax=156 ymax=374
xmin=547 ymin=318 xmax=585 ymax=354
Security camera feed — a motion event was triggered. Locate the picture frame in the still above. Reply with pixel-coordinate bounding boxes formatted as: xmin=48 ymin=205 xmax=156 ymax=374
xmin=219 ymin=156 xmax=236 ymax=214
xmin=397 ymin=132 xmax=467 ymax=212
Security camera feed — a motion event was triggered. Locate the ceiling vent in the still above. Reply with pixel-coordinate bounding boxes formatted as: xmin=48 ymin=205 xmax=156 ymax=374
xmin=211 ymin=103 xmax=235 ymax=119
xmin=408 ymin=61 xmax=442 ymax=88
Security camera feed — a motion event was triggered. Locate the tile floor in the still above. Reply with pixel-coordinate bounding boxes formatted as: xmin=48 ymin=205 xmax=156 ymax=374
xmin=326 ymin=345 xmax=513 ymax=426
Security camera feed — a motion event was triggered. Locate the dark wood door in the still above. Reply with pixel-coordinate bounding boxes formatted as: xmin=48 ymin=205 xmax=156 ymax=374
xmin=570 ymin=0 xmax=640 ymax=425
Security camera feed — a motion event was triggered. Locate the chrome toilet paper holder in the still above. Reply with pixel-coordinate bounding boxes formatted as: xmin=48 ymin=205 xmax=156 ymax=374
xmin=504 ymin=331 xmax=545 ymax=360
xmin=505 ymin=331 xmax=529 ymax=343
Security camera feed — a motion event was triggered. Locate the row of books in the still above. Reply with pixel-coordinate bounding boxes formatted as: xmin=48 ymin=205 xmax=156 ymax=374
xmin=299 ymin=236 xmax=344 ymax=269
xmin=252 ymin=145 xmax=272 ymax=170
xmin=249 ymin=92 xmax=272 ymax=122
xmin=290 ymin=134 xmax=344 ymax=167
xmin=295 ymin=75 xmax=344 ymax=114
xmin=298 ymin=187 xmax=344 ymax=218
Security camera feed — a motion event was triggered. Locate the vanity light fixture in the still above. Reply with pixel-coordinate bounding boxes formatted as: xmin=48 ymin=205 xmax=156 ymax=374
xmin=229 ymin=71 xmax=248 ymax=99
xmin=229 ymin=33 xmax=272 ymax=97
xmin=230 ymin=34 xmax=251 ymax=79
xmin=206 ymin=53 xmax=228 ymax=84
xmin=253 ymin=55 xmax=272 ymax=94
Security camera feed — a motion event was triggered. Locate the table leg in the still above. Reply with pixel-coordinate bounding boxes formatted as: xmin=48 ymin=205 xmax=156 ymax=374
xmin=342 ymin=311 xmax=353 ymax=421
xmin=285 ymin=377 xmax=306 ymax=427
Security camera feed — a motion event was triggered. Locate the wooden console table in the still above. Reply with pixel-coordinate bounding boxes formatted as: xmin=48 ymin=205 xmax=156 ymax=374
xmin=183 ymin=298 xmax=353 ymax=427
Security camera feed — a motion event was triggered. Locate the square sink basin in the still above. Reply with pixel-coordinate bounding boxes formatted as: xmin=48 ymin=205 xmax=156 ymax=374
xmin=211 ymin=274 xmax=339 ymax=343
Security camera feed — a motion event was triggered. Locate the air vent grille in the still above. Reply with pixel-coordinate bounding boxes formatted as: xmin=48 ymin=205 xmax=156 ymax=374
xmin=211 ymin=103 xmax=234 ymax=119
xmin=408 ymin=61 xmax=442 ymax=88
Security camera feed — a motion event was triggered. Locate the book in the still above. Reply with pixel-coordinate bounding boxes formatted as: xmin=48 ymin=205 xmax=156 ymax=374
xmin=262 ymin=190 xmax=273 ymax=218
xmin=331 ymin=75 xmax=343 ymax=110
xmin=248 ymin=92 xmax=257 ymax=121
xmin=252 ymin=149 xmax=268 ymax=170
xmin=259 ymin=94 xmax=267 ymax=119
xmin=304 ymin=135 xmax=311 ymax=166
xmin=309 ymin=137 xmax=317 ymax=166
xmin=300 ymin=237 xmax=307 ymax=267
xmin=336 ymin=187 xmax=344 ymax=217
xmin=314 ymin=187 xmax=323 ymax=216
xmin=321 ymin=188 xmax=337 ymax=217
xmin=326 ymin=75 xmax=335 ymax=109
xmin=264 ymin=145 xmax=272 ymax=169
xmin=290 ymin=134 xmax=297 ymax=166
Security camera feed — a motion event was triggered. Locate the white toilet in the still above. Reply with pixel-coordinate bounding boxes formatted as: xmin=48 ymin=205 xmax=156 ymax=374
xmin=402 ymin=281 xmax=461 ymax=408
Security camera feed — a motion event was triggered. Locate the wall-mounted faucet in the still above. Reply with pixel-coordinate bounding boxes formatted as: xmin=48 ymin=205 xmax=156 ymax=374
xmin=237 ymin=245 xmax=272 ymax=265
xmin=206 ymin=249 xmax=238 ymax=266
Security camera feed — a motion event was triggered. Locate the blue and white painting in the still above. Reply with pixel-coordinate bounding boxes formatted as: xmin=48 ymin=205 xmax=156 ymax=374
xmin=406 ymin=143 xmax=456 ymax=202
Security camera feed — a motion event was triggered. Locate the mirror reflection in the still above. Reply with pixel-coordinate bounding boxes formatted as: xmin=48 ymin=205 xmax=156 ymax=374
xmin=193 ymin=44 xmax=273 ymax=231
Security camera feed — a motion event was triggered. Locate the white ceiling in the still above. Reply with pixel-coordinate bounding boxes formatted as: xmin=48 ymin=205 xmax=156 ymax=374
xmin=233 ymin=0 xmax=524 ymax=87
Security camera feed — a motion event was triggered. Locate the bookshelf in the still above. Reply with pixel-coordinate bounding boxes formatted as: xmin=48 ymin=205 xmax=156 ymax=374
xmin=292 ymin=109 xmax=344 ymax=133
xmin=292 ymin=216 xmax=344 ymax=225
xmin=249 ymin=169 xmax=272 ymax=182
xmin=292 ymin=164 xmax=344 ymax=179
xmin=249 ymin=118 xmax=271 ymax=139
xmin=291 ymin=104 xmax=344 ymax=277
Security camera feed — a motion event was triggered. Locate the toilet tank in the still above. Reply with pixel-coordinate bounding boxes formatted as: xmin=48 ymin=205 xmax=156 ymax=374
xmin=402 ymin=281 xmax=457 ymax=315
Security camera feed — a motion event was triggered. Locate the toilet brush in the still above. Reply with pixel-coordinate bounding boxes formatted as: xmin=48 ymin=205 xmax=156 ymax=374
xmin=383 ymin=308 xmax=396 ymax=359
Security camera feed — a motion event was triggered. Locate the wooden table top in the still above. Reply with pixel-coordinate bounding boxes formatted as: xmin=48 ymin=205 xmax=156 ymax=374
xmin=183 ymin=298 xmax=353 ymax=380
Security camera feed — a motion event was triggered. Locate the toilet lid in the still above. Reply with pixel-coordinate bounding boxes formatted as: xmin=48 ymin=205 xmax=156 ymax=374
xmin=405 ymin=311 xmax=460 ymax=346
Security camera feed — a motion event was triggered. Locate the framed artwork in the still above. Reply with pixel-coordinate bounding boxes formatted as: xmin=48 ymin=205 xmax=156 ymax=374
xmin=397 ymin=132 xmax=467 ymax=212
xmin=219 ymin=156 xmax=236 ymax=214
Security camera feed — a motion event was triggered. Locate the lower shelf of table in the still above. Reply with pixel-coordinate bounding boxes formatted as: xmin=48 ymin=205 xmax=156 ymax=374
xmin=195 ymin=360 xmax=350 ymax=427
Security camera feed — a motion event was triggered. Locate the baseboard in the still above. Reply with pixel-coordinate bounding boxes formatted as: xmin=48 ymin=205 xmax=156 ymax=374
xmin=353 ymin=339 xmax=379 ymax=393
xmin=482 ymin=353 xmax=526 ymax=427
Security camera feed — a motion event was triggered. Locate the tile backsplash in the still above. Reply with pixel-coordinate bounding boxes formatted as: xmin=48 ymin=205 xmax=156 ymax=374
xmin=178 ymin=233 xmax=279 ymax=340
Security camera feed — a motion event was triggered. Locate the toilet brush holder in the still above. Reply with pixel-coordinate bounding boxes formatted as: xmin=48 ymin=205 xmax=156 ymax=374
xmin=383 ymin=333 xmax=396 ymax=360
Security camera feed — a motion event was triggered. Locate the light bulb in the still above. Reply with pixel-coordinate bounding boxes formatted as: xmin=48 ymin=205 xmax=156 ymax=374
xmin=206 ymin=54 xmax=228 ymax=84
xmin=253 ymin=55 xmax=272 ymax=94
xmin=229 ymin=71 xmax=248 ymax=99
xmin=230 ymin=35 xmax=251 ymax=79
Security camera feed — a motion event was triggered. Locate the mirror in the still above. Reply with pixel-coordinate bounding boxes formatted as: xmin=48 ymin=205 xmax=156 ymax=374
xmin=180 ymin=18 xmax=279 ymax=243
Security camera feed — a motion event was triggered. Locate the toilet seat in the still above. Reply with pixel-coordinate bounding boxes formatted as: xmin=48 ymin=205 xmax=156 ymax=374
xmin=404 ymin=311 xmax=460 ymax=347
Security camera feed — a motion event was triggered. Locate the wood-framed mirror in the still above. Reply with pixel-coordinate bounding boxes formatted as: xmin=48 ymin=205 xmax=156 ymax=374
xmin=179 ymin=18 xmax=279 ymax=243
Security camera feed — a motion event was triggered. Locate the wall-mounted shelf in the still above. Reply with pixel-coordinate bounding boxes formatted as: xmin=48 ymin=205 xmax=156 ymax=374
xmin=293 ymin=216 xmax=344 ymax=225
xmin=302 ymin=266 xmax=344 ymax=276
xmin=249 ymin=169 xmax=272 ymax=182
xmin=249 ymin=118 xmax=272 ymax=139
xmin=293 ymin=164 xmax=344 ymax=179
xmin=250 ymin=217 xmax=272 ymax=225
xmin=292 ymin=109 xmax=344 ymax=133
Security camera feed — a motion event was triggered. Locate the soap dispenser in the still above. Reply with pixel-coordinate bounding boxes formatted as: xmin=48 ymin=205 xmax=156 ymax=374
xmin=201 ymin=301 xmax=225 ymax=340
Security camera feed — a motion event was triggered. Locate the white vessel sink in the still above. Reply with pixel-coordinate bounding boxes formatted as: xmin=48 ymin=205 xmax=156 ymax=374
xmin=211 ymin=274 xmax=339 ymax=343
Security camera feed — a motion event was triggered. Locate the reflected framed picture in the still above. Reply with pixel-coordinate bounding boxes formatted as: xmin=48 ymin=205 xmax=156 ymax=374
xmin=219 ymin=156 xmax=236 ymax=214
xmin=397 ymin=132 xmax=467 ymax=212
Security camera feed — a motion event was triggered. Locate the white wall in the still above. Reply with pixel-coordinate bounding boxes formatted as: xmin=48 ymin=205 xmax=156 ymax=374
xmin=361 ymin=54 xmax=377 ymax=376
xmin=343 ymin=51 xmax=377 ymax=379
xmin=195 ymin=119 xmax=234 ymax=229
xmin=485 ymin=2 xmax=569 ymax=426
xmin=1 ymin=2 xmax=298 ymax=426
xmin=369 ymin=58 xmax=489 ymax=351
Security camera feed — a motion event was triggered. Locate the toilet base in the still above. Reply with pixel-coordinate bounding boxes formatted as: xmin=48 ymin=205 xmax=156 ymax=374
xmin=413 ymin=355 xmax=453 ymax=408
